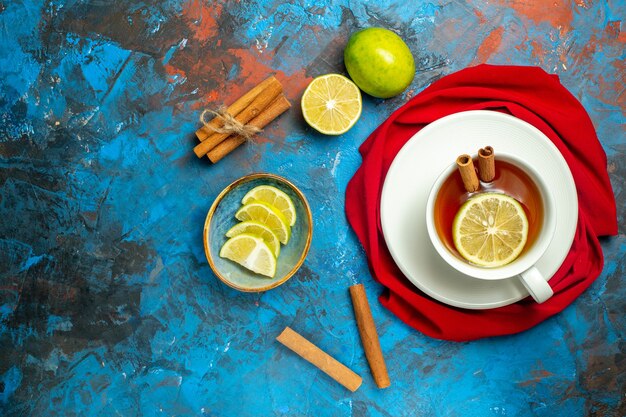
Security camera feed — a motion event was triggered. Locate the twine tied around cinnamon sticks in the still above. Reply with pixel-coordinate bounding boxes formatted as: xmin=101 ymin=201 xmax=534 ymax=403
xmin=199 ymin=106 xmax=262 ymax=141
xmin=194 ymin=76 xmax=291 ymax=163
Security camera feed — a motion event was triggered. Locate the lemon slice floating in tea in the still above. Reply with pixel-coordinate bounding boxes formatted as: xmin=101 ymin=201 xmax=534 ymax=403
xmin=235 ymin=201 xmax=291 ymax=244
xmin=225 ymin=220 xmax=281 ymax=258
xmin=452 ymin=192 xmax=529 ymax=267
xmin=301 ymin=73 xmax=362 ymax=135
xmin=219 ymin=233 xmax=277 ymax=277
xmin=242 ymin=185 xmax=297 ymax=227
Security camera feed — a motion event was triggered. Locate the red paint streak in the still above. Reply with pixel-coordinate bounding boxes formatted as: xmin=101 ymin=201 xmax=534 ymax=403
xmin=187 ymin=48 xmax=311 ymax=112
xmin=474 ymin=9 xmax=487 ymax=24
xmin=204 ymin=90 xmax=219 ymax=102
xmin=190 ymin=89 xmax=219 ymax=108
xmin=577 ymin=34 xmax=599 ymax=64
xmin=182 ymin=0 xmax=222 ymax=41
xmin=164 ymin=64 xmax=187 ymax=83
xmin=614 ymin=61 xmax=626 ymax=112
xmin=595 ymin=61 xmax=626 ymax=115
xmin=575 ymin=0 xmax=591 ymax=8
xmin=229 ymin=48 xmax=312 ymax=102
xmin=190 ymin=95 xmax=218 ymax=111
xmin=530 ymin=39 xmax=547 ymax=61
xmin=254 ymin=124 xmax=286 ymax=146
xmin=491 ymin=0 xmax=573 ymax=34
xmin=567 ymin=21 xmax=624 ymax=115
xmin=605 ymin=20 xmax=621 ymax=40
xmin=517 ymin=369 xmax=555 ymax=387
xmin=473 ymin=26 xmax=504 ymax=64
xmin=164 ymin=64 xmax=186 ymax=78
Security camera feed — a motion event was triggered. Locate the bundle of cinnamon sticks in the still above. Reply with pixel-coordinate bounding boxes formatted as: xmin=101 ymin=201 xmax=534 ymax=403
xmin=194 ymin=76 xmax=291 ymax=163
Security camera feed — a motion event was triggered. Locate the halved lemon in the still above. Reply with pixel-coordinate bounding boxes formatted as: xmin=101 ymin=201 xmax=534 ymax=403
xmin=452 ymin=193 xmax=529 ymax=267
xmin=301 ymin=73 xmax=362 ymax=135
xmin=242 ymin=185 xmax=297 ymax=227
xmin=235 ymin=201 xmax=291 ymax=244
xmin=225 ymin=220 xmax=281 ymax=258
xmin=219 ymin=233 xmax=277 ymax=277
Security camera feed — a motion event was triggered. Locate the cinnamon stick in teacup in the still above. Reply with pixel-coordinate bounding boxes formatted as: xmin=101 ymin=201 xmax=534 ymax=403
xmin=478 ymin=146 xmax=495 ymax=182
xmin=456 ymin=154 xmax=480 ymax=192
xmin=195 ymin=76 xmax=280 ymax=142
xmin=207 ymin=95 xmax=291 ymax=163
xmin=276 ymin=326 xmax=362 ymax=392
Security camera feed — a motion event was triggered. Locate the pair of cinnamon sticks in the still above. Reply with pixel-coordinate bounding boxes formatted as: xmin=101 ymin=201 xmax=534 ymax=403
xmin=456 ymin=146 xmax=495 ymax=192
xmin=194 ymin=76 xmax=291 ymax=163
xmin=276 ymin=284 xmax=390 ymax=392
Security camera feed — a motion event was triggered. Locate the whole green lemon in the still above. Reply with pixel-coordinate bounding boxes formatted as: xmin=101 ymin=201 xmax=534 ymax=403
xmin=344 ymin=28 xmax=415 ymax=98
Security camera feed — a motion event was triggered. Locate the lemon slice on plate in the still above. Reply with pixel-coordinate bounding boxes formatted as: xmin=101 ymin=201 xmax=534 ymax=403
xmin=301 ymin=73 xmax=362 ymax=135
xmin=225 ymin=220 xmax=281 ymax=258
xmin=219 ymin=233 xmax=277 ymax=277
xmin=235 ymin=201 xmax=291 ymax=244
xmin=242 ymin=185 xmax=297 ymax=227
xmin=452 ymin=193 xmax=529 ymax=267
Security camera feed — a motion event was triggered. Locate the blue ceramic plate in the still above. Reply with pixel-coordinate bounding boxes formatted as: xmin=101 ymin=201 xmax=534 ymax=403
xmin=203 ymin=173 xmax=313 ymax=292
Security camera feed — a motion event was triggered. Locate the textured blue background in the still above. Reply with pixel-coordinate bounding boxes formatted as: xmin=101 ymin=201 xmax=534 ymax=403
xmin=1 ymin=1 xmax=624 ymax=416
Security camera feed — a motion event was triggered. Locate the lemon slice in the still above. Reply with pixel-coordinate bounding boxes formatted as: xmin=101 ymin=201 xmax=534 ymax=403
xmin=452 ymin=193 xmax=529 ymax=267
xmin=225 ymin=221 xmax=281 ymax=258
xmin=301 ymin=73 xmax=362 ymax=135
xmin=235 ymin=201 xmax=291 ymax=244
xmin=219 ymin=233 xmax=277 ymax=277
xmin=242 ymin=185 xmax=297 ymax=226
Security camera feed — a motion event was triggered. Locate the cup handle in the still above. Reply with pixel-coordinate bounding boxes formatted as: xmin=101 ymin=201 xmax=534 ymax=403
xmin=519 ymin=267 xmax=553 ymax=303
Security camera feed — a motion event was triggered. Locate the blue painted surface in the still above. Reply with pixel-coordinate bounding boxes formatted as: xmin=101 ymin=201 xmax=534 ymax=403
xmin=0 ymin=1 xmax=624 ymax=416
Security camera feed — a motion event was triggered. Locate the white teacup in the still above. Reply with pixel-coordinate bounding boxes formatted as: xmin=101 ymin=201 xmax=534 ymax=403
xmin=425 ymin=153 xmax=557 ymax=303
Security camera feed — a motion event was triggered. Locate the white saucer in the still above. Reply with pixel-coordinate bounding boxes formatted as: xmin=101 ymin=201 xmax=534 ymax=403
xmin=380 ymin=110 xmax=578 ymax=309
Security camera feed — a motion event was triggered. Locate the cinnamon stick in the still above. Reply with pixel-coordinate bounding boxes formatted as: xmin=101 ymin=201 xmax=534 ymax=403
xmin=207 ymin=95 xmax=291 ymax=163
xmin=276 ymin=326 xmax=362 ymax=392
xmin=478 ymin=146 xmax=495 ymax=182
xmin=456 ymin=154 xmax=480 ymax=192
xmin=349 ymin=284 xmax=390 ymax=389
xmin=195 ymin=76 xmax=279 ymax=142
xmin=193 ymin=78 xmax=283 ymax=157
